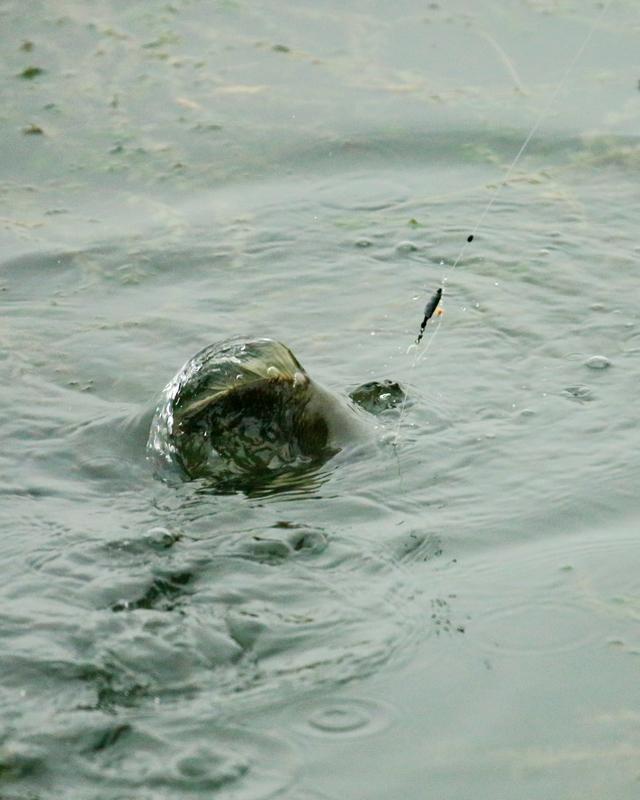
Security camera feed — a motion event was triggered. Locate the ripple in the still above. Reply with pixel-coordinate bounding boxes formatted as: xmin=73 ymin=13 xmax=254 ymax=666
xmin=459 ymin=527 xmax=640 ymax=656
xmin=74 ymin=722 xmax=296 ymax=799
xmin=622 ymin=330 xmax=640 ymax=354
xmin=388 ymin=530 xmax=443 ymax=563
xmin=105 ymin=526 xmax=182 ymax=555
xmin=295 ymin=697 xmax=392 ymax=738
xmin=214 ymin=524 xmax=329 ymax=566
xmin=110 ymin=568 xmax=194 ymax=612
xmin=462 ymin=528 xmax=640 ymax=599
xmin=52 ymin=519 xmax=432 ymax=713
xmin=468 ymin=600 xmax=598 ymax=656
xmin=562 ymin=385 xmax=595 ymax=403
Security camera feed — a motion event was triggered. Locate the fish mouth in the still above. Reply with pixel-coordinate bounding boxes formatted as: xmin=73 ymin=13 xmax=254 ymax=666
xmin=172 ymin=373 xmax=339 ymax=491
xmin=148 ymin=337 xmax=351 ymax=497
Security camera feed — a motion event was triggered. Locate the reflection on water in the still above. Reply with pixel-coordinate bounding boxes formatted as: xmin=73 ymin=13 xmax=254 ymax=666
xmin=1 ymin=0 xmax=639 ymax=797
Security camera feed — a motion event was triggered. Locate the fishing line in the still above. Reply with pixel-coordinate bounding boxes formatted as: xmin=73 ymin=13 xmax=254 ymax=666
xmin=392 ymin=0 xmax=615 ymax=448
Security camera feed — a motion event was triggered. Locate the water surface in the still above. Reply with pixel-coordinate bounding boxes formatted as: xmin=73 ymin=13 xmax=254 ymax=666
xmin=2 ymin=1 xmax=640 ymax=798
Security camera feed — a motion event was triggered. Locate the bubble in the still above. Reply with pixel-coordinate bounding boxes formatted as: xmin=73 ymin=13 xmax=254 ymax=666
xmin=396 ymin=240 xmax=419 ymax=253
xmin=585 ymin=355 xmax=611 ymax=370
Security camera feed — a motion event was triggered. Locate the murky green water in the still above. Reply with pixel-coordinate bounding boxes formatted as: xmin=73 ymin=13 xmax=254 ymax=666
xmin=2 ymin=1 xmax=640 ymax=798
